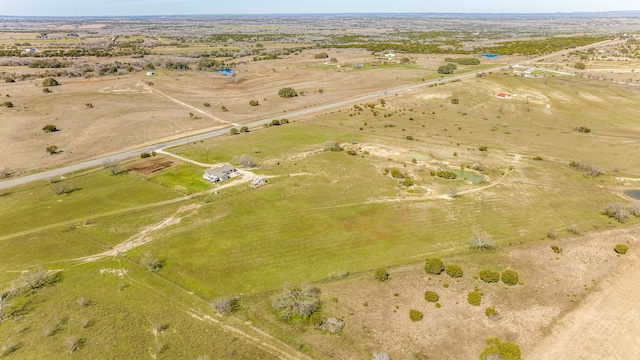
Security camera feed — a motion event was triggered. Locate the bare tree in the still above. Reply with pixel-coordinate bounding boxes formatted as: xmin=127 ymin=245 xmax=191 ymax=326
xmin=211 ymin=297 xmax=239 ymax=315
xmin=140 ymin=251 xmax=164 ymax=272
xmin=103 ymin=159 xmax=123 ymax=175
xmin=604 ymin=203 xmax=631 ymax=222
xmin=469 ymin=231 xmax=494 ymax=250
xmin=448 ymin=185 xmax=460 ymax=198
xmin=0 ymin=293 xmax=9 ymax=321
xmin=373 ymin=352 xmax=391 ymax=360
xmin=272 ymin=283 xmax=320 ymax=320
xmin=50 ymin=181 xmax=77 ymax=195
xmin=232 ymin=154 xmax=257 ymax=168
xmin=65 ymin=336 xmax=82 ymax=355
xmin=20 ymin=266 xmax=49 ymax=289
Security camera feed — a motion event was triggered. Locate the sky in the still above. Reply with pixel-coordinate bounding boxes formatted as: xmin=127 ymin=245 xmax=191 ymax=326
xmin=0 ymin=0 xmax=638 ymax=17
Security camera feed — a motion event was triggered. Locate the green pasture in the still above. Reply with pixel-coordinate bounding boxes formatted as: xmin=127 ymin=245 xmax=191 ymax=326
xmin=0 ymin=170 xmax=179 ymax=235
xmin=0 ymin=259 xmax=277 ymax=359
xmin=148 ymin=162 xmax=210 ymax=195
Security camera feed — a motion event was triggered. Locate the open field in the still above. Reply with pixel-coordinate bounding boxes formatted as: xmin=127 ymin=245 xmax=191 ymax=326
xmin=2 ymin=14 xmax=640 ymax=360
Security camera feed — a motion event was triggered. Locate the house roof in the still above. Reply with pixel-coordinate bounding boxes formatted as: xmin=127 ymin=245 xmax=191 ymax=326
xmin=205 ymin=163 xmax=236 ymax=178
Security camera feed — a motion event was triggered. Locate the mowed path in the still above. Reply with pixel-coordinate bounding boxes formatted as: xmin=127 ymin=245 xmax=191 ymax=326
xmin=527 ymin=250 xmax=640 ymax=359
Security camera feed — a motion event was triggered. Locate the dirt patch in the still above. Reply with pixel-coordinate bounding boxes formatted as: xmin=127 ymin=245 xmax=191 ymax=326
xmin=127 ymin=158 xmax=179 ymax=176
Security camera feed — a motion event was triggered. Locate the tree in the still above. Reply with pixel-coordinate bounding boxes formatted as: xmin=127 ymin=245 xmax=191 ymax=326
xmin=20 ymin=266 xmax=49 ymax=289
xmin=470 ymin=231 xmax=494 ymax=250
xmin=46 ymin=145 xmax=59 ymax=155
xmin=437 ymin=63 xmax=457 ymax=74
xmin=249 ymin=100 xmax=259 ymax=106
xmin=272 ymin=283 xmax=320 ymax=320
xmin=372 ymin=353 xmax=390 ymax=360
xmin=374 ymin=268 xmax=389 ymax=282
xmin=232 ymin=154 xmax=257 ymax=168
xmin=42 ymin=124 xmax=58 ymax=133
xmin=211 ymin=297 xmax=239 ymax=315
xmin=229 ymin=127 xmax=239 ymax=135
xmin=278 ymin=87 xmax=298 ymax=98
xmin=140 ymin=251 xmax=164 ymax=272
xmin=103 ymin=159 xmax=123 ymax=175
xmin=314 ymin=52 xmax=329 ymax=59
xmin=42 ymin=77 xmax=59 ymax=87
xmin=604 ymin=203 xmax=630 ymax=222
xmin=424 ymin=258 xmax=444 ymax=275
xmin=0 ymin=293 xmax=9 ymax=321
xmin=575 ymin=62 xmax=586 ymax=70
xmin=239 ymin=126 xmax=249 ymax=133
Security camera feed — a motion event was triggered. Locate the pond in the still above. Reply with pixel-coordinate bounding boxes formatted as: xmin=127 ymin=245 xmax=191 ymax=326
xmin=624 ymin=190 xmax=640 ymax=200
xmin=477 ymin=54 xmax=499 ymax=59
xmin=449 ymin=169 xmax=482 ymax=182
xmin=216 ymin=69 xmax=234 ymax=76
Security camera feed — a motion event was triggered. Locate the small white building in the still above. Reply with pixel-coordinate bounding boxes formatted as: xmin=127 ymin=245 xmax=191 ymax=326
xmin=384 ymin=53 xmax=396 ymax=58
xmin=146 ymin=71 xmax=154 ymax=76
xmin=250 ymin=177 xmax=267 ymax=188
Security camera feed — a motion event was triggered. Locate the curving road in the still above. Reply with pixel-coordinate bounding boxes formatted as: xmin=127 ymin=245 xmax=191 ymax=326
xmin=0 ymin=39 xmax=617 ymax=190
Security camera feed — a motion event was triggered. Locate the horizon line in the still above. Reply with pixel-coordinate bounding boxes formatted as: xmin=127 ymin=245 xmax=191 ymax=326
xmin=1 ymin=10 xmax=640 ymax=18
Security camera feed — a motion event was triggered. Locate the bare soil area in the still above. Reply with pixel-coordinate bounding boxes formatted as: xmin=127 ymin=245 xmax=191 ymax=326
xmin=272 ymin=225 xmax=639 ymax=359
xmin=127 ymin=157 xmax=179 ymax=176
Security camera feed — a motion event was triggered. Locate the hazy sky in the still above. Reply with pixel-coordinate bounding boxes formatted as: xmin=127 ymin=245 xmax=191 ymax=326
xmin=0 ymin=0 xmax=638 ymax=17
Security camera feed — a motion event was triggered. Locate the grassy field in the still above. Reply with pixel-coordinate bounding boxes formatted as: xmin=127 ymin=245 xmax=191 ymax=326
xmin=2 ymin=44 xmax=640 ymax=359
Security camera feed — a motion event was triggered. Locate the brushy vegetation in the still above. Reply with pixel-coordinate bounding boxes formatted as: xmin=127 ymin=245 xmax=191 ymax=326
xmin=374 ymin=268 xmax=389 ymax=282
xmin=445 ymin=264 xmax=463 ymax=278
xmin=468 ymin=288 xmax=483 ymax=306
xmin=614 ymin=244 xmax=629 ymax=255
xmin=424 ymin=258 xmax=445 ymax=275
xmin=479 ymin=269 xmax=500 ymax=283
xmin=409 ymin=309 xmax=424 ymax=322
xmin=424 ymin=290 xmax=439 ymax=303
xmin=485 ymin=307 xmax=500 ymax=320
xmin=501 ymin=270 xmax=519 ymax=286
xmin=479 ymin=338 xmax=523 ymax=360
xmin=211 ymin=297 xmax=240 ymax=315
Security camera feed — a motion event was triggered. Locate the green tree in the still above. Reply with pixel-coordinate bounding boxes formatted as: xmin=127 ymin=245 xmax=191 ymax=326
xmin=374 ymin=268 xmax=389 ymax=282
xmin=424 ymin=258 xmax=445 ymax=275
xmin=278 ymin=87 xmax=298 ymax=98
xmin=46 ymin=145 xmax=59 ymax=154
xmin=42 ymin=77 xmax=60 ymax=87
xmin=445 ymin=264 xmax=463 ymax=278
xmin=230 ymin=128 xmax=239 ymax=135
xmin=575 ymin=62 xmax=586 ymax=70
xmin=249 ymin=100 xmax=259 ymax=106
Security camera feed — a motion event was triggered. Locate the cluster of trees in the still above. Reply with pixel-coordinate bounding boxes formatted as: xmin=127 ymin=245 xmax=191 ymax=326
xmin=437 ymin=63 xmax=457 ymax=74
xmin=278 ymin=87 xmax=298 ymax=98
xmin=444 ymin=57 xmax=480 ymax=65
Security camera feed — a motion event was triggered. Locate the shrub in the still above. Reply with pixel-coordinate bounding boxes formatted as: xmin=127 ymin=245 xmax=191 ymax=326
xmin=406 ymin=135 xmax=414 ymax=140
xmin=424 ymin=290 xmax=439 ymax=302
xmin=485 ymin=307 xmax=499 ymax=320
xmin=203 ymin=102 xmax=211 ymax=107
xmin=501 ymin=270 xmax=519 ymax=286
xmin=479 ymin=145 xmax=488 ymax=151
xmin=270 ymin=119 xmax=281 ymax=126
xmin=479 ymin=269 xmax=499 ymax=283
xmin=445 ymin=264 xmax=463 ymax=278
xmin=451 ymin=98 xmax=459 ymax=104
xmin=314 ymin=52 xmax=329 ymax=59
xmin=389 ymin=168 xmax=405 ymax=179
xmin=3 ymin=77 xmax=15 ymax=83
xmin=424 ymin=258 xmax=444 ymax=275
xmin=374 ymin=268 xmax=389 ymax=282
xmin=272 ymin=283 xmax=320 ymax=320
xmin=409 ymin=309 xmax=423 ymax=322
xmin=278 ymin=87 xmax=298 ymax=98
xmin=437 ymin=63 xmax=457 ymax=74
xmin=551 ymin=245 xmax=562 ymax=254
xmin=373 ymin=352 xmax=391 ymax=360
xmin=249 ymin=100 xmax=259 ymax=106
xmin=240 ymin=126 xmax=249 ymax=133
xmin=468 ymin=289 xmax=483 ymax=306
xmin=533 ymin=155 xmax=543 ymax=161
xmin=614 ymin=244 xmax=629 ymax=255
xmin=604 ymin=203 xmax=631 ymax=222
xmin=1 ymin=101 xmax=14 ymax=108
xmin=46 ymin=145 xmax=59 ymax=155
xmin=574 ymin=62 xmax=586 ymax=70
xmin=42 ymin=77 xmax=60 ymax=87
xmin=42 ymin=88 xmax=52 ymax=93
xmin=42 ymin=124 xmax=58 ymax=133
xmin=221 ymin=105 xmax=228 ymax=112
xmin=401 ymin=178 xmax=414 ymax=187
xmin=547 ymin=229 xmax=557 ymax=239
xmin=140 ymin=152 xmax=151 ymax=158
xmin=479 ymin=338 xmax=523 ymax=360
xmin=576 ymin=126 xmax=591 ymax=133
xmin=436 ymin=170 xmax=457 ymax=179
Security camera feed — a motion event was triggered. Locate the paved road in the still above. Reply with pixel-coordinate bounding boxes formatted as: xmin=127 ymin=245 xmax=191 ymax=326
xmin=0 ymin=39 xmax=617 ymax=190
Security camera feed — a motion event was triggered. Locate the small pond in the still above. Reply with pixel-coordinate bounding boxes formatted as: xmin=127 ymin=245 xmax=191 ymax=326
xmin=449 ymin=169 xmax=482 ymax=182
xmin=216 ymin=69 xmax=234 ymax=76
xmin=624 ymin=190 xmax=640 ymax=200
xmin=477 ymin=54 xmax=499 ymax=59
